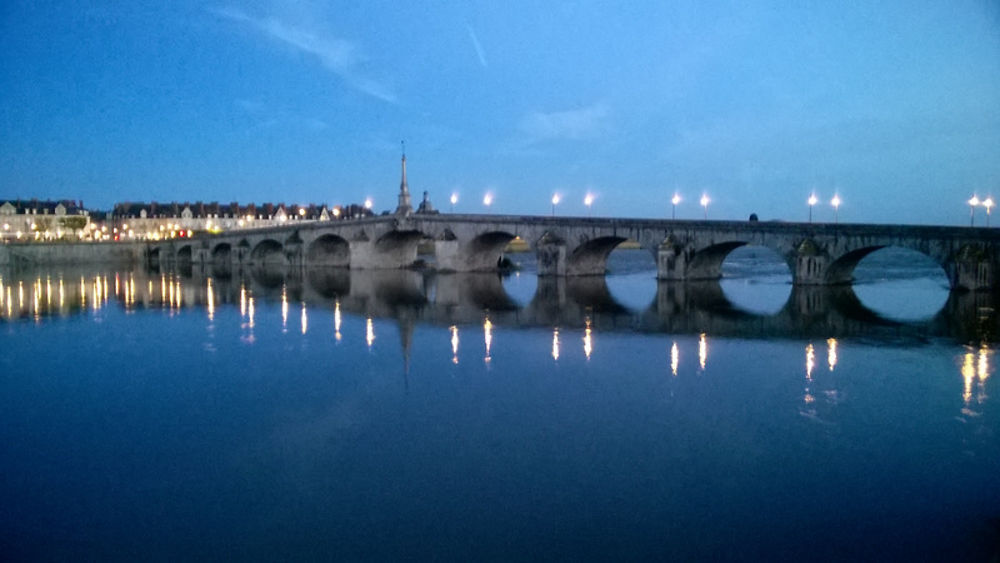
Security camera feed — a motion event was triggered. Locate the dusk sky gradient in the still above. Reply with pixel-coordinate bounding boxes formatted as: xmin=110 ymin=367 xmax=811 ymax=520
xmin=2 ymin=1 xmax=998 ymax=224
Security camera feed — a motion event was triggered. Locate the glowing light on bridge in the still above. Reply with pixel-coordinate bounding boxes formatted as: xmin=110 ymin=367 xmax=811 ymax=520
xmin=584 ymin=193 xmax=594 ymax=217
xmin=969 ymin=195 xmax=980 ymax=227
xmin=670 ymin=341 xmax=679 ymax=376
xmin=483 ymin=193 xmax=493 ymax=207
xmin=984 ymin=197 xmax=995 ymax=227
xmin=671 ymin=194 xmax=681 ymax=220
xmin=450 ymin=193 xmax=458 ymax=213
xmin=450 ymin=325 xmax=459 ymax=364
xmin=364 ymin=198 xmax=373 ymax=210
xmin=551 ymin=194 xmax=560 ymax=217
xmin=831 ymin=195 xmax=841 ymax=223
xmin=808 ymin=194 xmax=818 ymax=223
xmin=827 ymin=338 xmax=838 ymax=371
xmin=699 ymin=194 xmax=710 ymax=220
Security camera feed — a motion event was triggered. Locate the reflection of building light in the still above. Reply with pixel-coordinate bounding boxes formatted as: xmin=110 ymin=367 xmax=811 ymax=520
xmin=552 ymin=328 xmax=560 ymax=361
xmin=583 ymin=319 xmax=593 ymax=360
xmin=671 ymin=342 xmax=679 ymax=376
xmin=484 ymin=317 xmax=493 ymax=363
xmin=806 ymin=343 xmax=815 ymax=380
xmin=334 ymin=301 xmax=342 ymax=341
xmin=366 ymin=317 xmax=375 ymax=348
xmin=450 ymin=325 xmax=459 ymax=364
xmin=281 ymin=286 xmax=288 ymax=331
xmin=698 ymin=333 xmax=707 ymax=371
xmin=300 ymin=302 xmax=308 ymax=335
xmin=962 ymin=351 xmax=975 ymax=404
xmin=207 ymin=278 xmax=215 ymax=321
xmin=59 ymin=279 xmax=65 ymax=309
xmin=827 ymin=338 xmax=837 ymax=371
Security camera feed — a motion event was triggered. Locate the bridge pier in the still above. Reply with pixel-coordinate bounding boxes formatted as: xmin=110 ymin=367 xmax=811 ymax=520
xmin=950 ymin=245 xmax=995 ymax=291
xmin=535 ymin=233 xmax=567 ymax=277
xmin=656 ymin=236 xmax=689 ymax=280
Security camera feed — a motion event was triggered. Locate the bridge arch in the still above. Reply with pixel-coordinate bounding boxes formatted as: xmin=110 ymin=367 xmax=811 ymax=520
xmin=567 ymin=236 xmax=628 ymax=276
xmin=212 ymin=242 xmax=232 ymax=263
xmin=306 ymin=234 xmax=350 ymax=267
xmin=465 ymin=231 xmax=517 ymax=271
xmin=374 ymin=230 xmax=426 ymax=268
xmin=176 ymin=245 xmax=193 ymax=268
xmin=687 ymin=241 xmax=760 ymax=280
xmin=250 ymin=239 xmax=287 ymax=267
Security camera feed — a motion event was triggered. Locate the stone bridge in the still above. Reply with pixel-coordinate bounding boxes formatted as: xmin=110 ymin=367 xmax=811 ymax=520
xmin=146 ymin=214 xmax=1000 ymax=290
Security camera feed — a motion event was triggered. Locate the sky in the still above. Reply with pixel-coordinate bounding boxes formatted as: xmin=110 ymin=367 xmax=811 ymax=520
xmin=1 ymin=1 xmax=999 ymax=225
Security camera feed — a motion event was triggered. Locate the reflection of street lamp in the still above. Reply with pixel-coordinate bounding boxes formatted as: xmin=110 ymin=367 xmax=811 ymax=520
xmin=831 ymin=194 xmax=841 ymax=223
xmin=551 ymin=193 xmax=560 ymax=216
xmin=808 ymin=194 xmax=818 ymax=223
xmin=584 ymin=193 xmax=594 ymax=217
xmin=700 ymin=194 xmax=709 ymax=220
xmin=969 ymin=195 xmax=980 ymax=226
xmin=450 ymin=193 xmax=458 ymax=213
xmin=671 ymin=194 xmax=681 ymax=220
xmin=985 ymin=197 xmax=995 ymax=227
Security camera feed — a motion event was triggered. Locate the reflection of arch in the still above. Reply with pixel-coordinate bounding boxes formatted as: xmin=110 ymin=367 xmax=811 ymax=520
xmin=306 ymin=234 xmax=350 ymax=267
xmin=177 ymin=245 xmax=193 ymax=267
xmin=250 ymin=239 xmax=287 ymax=267
xmin=307 ymin=268 xmax=350 ymax=298
xmin=567 ymin=236 xmax=628 ymax=275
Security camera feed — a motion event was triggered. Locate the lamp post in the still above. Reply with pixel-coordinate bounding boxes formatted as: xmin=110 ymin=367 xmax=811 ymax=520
xmin=831 ymin=195 xmax=841 ymax=223
xmin=671 ymin=194 xmax=680 ymax=220
xmin=551 ymin=194 xmax=560 ymax=217
xmin=450 ymin=193 xmax=458 ymax=213
xmin=808 ymin=194 xmax=818 ymax=223
xmin=364 ymin=198 xmax=373 ymax=213
xmin=584 ymin=193 xmax=594 ymax=217
xmin=985 ymin=197 xmax=995 ymax=227
xmin=700 ymin=194 xmax=710 ymax=220
xmin=969 ymin=195 xmax=980 ymax=226
xmin=483 ymin=193 xmax=493 ymax=209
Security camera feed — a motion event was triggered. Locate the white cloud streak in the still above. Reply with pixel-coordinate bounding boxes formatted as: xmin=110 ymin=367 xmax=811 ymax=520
xmin=211 ymin=6 xmax=396 ymax=103
xmin=466 ymin=26 xmax=488 ymax=68
xmin=518 ymin=104 xmax=609 ymax=141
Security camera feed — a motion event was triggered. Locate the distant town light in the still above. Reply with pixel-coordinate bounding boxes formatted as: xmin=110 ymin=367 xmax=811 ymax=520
xmin=450 ymin=193 xmax=458 ymax=213
xmin=700 ymin=194 xmax=710 ymax=219
xmin=364 ymin=198 xmax=373 ymax=210
xmin=298 ymin=208 xmax=306 ymax=216
xmin=584 ymin=193 xmax=594 ymax=217
xmin=332 ymin=207 xmax=341 ymax=218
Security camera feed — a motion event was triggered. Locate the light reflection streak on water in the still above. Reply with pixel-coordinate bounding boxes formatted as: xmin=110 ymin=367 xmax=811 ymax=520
xmin=806 ymin=343 xmax=815 ymax=380
xmin=103 ymin=277 xmax=109 ymax=307
xmin=671 ymin=342 xmax=679 ymax=376
xmin=964 ymin=345 xmax=992 ymax=407
xmin=114 ymin=274 xmax=120 ymax=297
xmin=92 ymin=278 xmax=100 ymax=311
xmin=46 ymin=277 xmax=52 ymax=308
xmin=583 ymin=319 xmax=593 ymax=360
xmin=962 ymin=351 xmax=976 ymax=405
xmin=484 ymin=317 xmax=493 ymax=363
xmin=6 ymin=286 xmax=11 ymax=317
xmin=58 ymin=278 xmax=65 ymax=309
xmin=248 ymin=297 xmax=255 ymax=329
xmin=366 ymin=317 xmax=375 ymax=348
xmin=450 ymin=325 xmax=459 ymax=364
xmin=300 ymin=302 xmax=307 ymax=335
xmin=698 ymin=333 xmax=707 ymax=372
xmin=281 ymin=286 xmax=288 ymax=332
xmin=240 ymin=285 xmax=247 ymax=318
xmin=206 ymin=278 xmax=215 ymax=321
xmin=33 ymin=279 xmax=40 ymax=320
xmin=334 ymin=301 xmax=342 ymax=341
xmin=978 ymin=345 xmax=992 ymax=404
xmin=552 ymin=328 xmax=560 ymax=361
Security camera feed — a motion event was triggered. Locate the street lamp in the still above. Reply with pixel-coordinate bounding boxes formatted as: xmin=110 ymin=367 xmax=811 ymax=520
xmin=700 ymin=194 xmax=710 ymax=220
xmin=830 ymin=194 xmax=841 ymax=223
xmin=551 ymin=193 xmax=560 ymax=216
xmin=483 ymin=193 xmax=493 ymax=208
xmin=671 ymin=194 xmax=681 ymax=220
xmin=450 ymin=193 xmax=458 ymax=213
xmin=808 ymin=194 xmax=818 ymax=223
xmin=985 ymin=197 xmax=995 ymax=227
xmin=969 ymin=195 xmax=980 ymax=226
xmin=584 ymin=193 xmax=594 ymax=217
xmin=364 ymin=198 xmax=373 ymax=213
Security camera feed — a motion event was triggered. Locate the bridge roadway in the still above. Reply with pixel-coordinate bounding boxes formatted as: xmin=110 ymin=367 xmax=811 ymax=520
xmin=147 ymin=213 xmax=1000 ymax=291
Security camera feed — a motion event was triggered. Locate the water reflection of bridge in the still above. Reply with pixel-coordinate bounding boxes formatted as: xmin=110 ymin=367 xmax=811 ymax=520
xmin=6 ymin=264 xmax=991 ymax=344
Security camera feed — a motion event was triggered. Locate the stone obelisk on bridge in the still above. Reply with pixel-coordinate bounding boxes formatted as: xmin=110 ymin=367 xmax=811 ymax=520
xmin=396 ymin=142 xmax=413 ymax=216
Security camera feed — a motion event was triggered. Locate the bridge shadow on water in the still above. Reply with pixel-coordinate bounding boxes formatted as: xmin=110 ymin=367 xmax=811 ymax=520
xmin=5 ymin=262 xmax=998 ymax=345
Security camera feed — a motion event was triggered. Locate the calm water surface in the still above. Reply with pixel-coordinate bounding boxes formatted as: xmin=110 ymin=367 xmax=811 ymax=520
xmin=1 ymin=249 xmax=998 ymax=560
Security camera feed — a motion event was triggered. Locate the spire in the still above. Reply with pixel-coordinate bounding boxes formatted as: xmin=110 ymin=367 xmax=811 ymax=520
xmin=396 ymin=140 xmax=413 ymax=215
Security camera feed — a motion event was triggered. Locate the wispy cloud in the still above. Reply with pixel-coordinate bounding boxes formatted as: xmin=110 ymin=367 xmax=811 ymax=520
xmin=466 ymin=26 xmax=488 ymax=68
xmin=518 ymin=104 xmax=610 ymax=142
xmin=211 ymin=6 xmax=396 ymax=103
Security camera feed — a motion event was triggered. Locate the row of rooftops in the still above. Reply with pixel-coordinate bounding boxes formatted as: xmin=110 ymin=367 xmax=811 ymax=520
xmin=0 ymin=199 xmax=88 ymax=216
xmin=110 ymin=201 xmax=375 ymax=220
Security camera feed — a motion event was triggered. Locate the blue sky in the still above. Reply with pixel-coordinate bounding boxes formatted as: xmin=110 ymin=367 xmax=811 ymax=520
xmin=1 ymin=1 xmax=998 ymax=224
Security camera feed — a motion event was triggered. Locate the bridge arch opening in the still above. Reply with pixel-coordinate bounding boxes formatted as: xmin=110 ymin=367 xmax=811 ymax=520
xmin=250 ymin=239 xmax=287 ymax=268
xmin=455 ymin=231 xmax=517 ymax=272
xmin=720 ymin=245 xmax=793 ymax=315
xmin=306 ymin=234 xmax=350 ymax=267
xmin=375 ymin=230 xmax=426 ymax=268
xmin=212 ymin=243 xmax=232 ymax=263
xmin=849 ymin=247 xmax=949 ymax=321
xmin=176 ymin=245 xmax=193 ymax=268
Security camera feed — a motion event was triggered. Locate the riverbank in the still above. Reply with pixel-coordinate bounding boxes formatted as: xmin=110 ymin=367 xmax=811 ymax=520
xmin=0 ymin=241 xmax=145 ymax=268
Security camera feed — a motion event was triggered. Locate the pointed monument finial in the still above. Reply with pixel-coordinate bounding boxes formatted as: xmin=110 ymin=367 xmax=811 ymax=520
xmin=396 ymin=140 xmax=413 ymax=215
